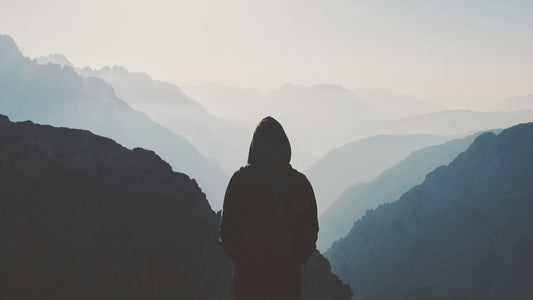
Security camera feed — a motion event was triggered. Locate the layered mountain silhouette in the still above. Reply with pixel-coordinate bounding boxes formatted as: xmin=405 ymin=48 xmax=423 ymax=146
xmin=0 ymin=34 xmax=228 ymax=210
xmin=70 ymin=62 xmax=248 ymax=173
xmin=325 ymin=123 xmax=533 ymax=299
xmin=185 ymin=84 xmax=441 ymax=125
xmin=0 ymin=114 xmax=352 ymax=299
xmin=187 ymin=83 xmax=376 ymax=168
xmin=185 ymin=83 xmax=533 ymax=169
xmin=305 ymin=134 xmax=453 ymax=213
xmin=33 ymin=58 xmax=251 ymax=173
xmin=262 ymin=84 xmax=374 ymax=168
xmin=317 ymin=131 xmax=497 ymax=251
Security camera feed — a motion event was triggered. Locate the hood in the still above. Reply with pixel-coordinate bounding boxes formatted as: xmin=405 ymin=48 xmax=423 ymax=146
xmin=247 ymin=116 xmax=291 ymax=165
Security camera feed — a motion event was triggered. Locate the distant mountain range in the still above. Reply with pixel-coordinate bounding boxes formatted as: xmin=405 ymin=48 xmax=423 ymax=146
xmin=304 ymin=134 xmax=454 ymax=214
xmin=357 ymin=109 xmax=533 ymax=137
xmin=262 ymin=84 xmax=374 ymax=168
xmin=352 ymin=88 xmax=444 ymax=119
xmin=185 ymin=83 xmax=444 ymax=168
xmin=182 ymin=82 xmax=264 ymax=127
xmin=326 ymin=122 xmax=533 ymax=299
xmin=493 ymin=94 xmax=533 ymax=112
xmin=0 ymin=114 xmax=352 ymax=299
xmin=185 ymin=83 xmax=533 ymax=169
xmin=183 ymin=84 xmax=441 ymax=124
xmin=0 ymin=34 xmax=228 ymax=210
xmin=305 ymin=109 xmax=533 ymax=215
xmin=35 ymin=54 xmax=250 ymax=174
xmin=317 ymin=130 xmax=497 ymax=252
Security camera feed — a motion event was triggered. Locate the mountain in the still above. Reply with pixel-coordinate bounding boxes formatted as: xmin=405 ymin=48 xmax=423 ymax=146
xmin=185 ymin=85 xmax=443 ymax=124
xmin=358 ymin=109 xmax=533 ymax=138
xmin=184 ymin=83 xmax=533 ymax=169
xmin=325 ymin=123 xmax=533 ymax=299
xmin=493 ymin=94 xmax=533 ymax=112
xmin=0 ymin=35 xmax=22 ymax=77
xmin=35 ymin=53 xmax=73 ymax=68
xmin=317 ymin=131 xmax=497 ymax=252
xmin=0 ymin=114 xmax=352 ymax=299
xmin=72 ymin=64 xmax=249 ymax=174
xmin=305 ymin=134 xmax=453 ymax=213
xmin=182 ymin=82 xmax=264 ymax=127
xmin=184 ymin=83 xmax=375 ymax=169
xmin=262 ymin=84 xmax=375 ymax=168
xmin=353 ymin=88 xmax=444 ymax=119
xmin=0 ymin=34 xmax=228 ymax=210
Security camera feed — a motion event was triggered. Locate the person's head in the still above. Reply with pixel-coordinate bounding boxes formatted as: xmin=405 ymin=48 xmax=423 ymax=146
xmin=247 ymin=116 xmax=291 ymax=166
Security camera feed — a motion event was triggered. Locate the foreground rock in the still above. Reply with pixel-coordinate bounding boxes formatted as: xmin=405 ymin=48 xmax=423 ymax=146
xmin=0 ymin=115 xmax=351 ymax=299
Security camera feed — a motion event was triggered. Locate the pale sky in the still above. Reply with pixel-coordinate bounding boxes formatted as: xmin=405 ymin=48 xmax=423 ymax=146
xmin=1 ymin=0 xmax=532 ymax=104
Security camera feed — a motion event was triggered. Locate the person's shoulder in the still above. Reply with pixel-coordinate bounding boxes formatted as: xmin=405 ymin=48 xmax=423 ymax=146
xmin=230 ymin=165 xmax=252 ymax=181
xmin=288 ymin=166 xmax=304 ymax=177
xmin=287 ymin=167 xmax=315 ymax=202
xmin=288 ymin=166 xmax=311 ymax=185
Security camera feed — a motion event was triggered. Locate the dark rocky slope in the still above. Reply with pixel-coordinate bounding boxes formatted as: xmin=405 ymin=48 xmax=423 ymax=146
xmin=317 ymin=131 xmax=497 ymax=251
xmin=0 ymin=115 xmax=351 ymax=299
xmin=326 ymin=123 xmax=533 ymax=299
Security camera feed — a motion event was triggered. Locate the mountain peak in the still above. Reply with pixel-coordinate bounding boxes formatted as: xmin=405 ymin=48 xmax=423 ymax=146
xmin=0 ymin=34 xmax=22 ymax=57
xmin=34 ymin=53 xmax=73 ymax=67
xmin=90 ymin=64 xmax=153 ymax=82
xmin=111 ymin=65 xmax=129 ymax=73
xmin=0 ymin=114 xmax=10 ymax=125
xmin=276 ymin=83 xmax=350 ymax=93
xmin=312 ymin=83 xmax=349 ymax=91
xmin=0 ymin=34 xmax=23 ymax=72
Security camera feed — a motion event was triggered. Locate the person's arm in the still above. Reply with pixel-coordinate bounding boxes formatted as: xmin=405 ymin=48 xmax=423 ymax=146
xmin=297 ymin=174 xmax=319 ymax=263
xmin=219 ymin=171 xmax=244 ymax=261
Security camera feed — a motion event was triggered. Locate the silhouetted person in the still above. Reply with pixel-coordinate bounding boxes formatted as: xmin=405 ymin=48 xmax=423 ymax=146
xmin=219 ymin=116 xmax=318 ymax=300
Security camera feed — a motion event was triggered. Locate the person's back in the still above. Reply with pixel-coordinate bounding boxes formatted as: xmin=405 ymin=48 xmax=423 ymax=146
xmin=219 ymin=117 xmax=318 ymax=300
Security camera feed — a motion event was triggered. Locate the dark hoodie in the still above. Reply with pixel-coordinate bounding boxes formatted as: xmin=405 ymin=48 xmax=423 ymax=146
xmin=219 ymin=116 xmax=318 ymax=263
xmin=247 ymin=116 xmax=291 ymax=166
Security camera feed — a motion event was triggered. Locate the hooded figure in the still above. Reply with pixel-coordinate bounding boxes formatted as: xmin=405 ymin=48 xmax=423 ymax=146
xmin=220 ymin=117 xmax=318 ymax=300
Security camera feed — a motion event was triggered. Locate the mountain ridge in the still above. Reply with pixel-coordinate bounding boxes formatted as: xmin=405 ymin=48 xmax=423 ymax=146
xmin=317 ymin=130 xmax=497 ymax=251
xmin=36 ymin=54 xmax=249 ymax=174
xmin=0 ymin=34 xmax=229 ymax=209
xmin=305 ymin=134 xmax=454 ymax=213
xmin=325 ymin=122 xmax=533 ymax=299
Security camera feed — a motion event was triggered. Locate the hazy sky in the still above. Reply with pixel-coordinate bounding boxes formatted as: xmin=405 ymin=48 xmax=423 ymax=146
xmin=1 ymin=0 xmax=532 ymax=104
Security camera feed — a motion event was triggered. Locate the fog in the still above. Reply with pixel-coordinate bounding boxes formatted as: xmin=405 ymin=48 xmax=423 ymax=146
xmin=1 ymin=0 xmax=532 ymax=105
